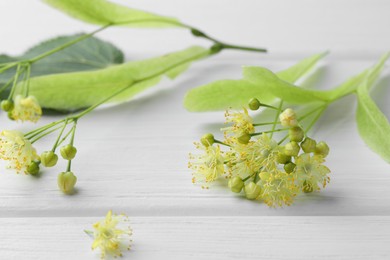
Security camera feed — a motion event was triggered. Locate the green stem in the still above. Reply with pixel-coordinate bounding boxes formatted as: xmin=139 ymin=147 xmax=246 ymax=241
xmin=51 ymin=120 xmax=69 ymax=152
xmin=8 ymin=64 xmax=23 ymax=100
xmin=25 ymin=119 xmax=66 ymax=138
xmin=214 ymin=139 xmax=231 ymax=147
xmin=251 ymin=128 xmax=289 ymax=137
xmin=305 ymin=106 xmax=327 ymax=133
xmin=28 ymin=25 xmax=111 ymax=63
xmin=66 ymin=159 xmax=72 ymax=172
xmin=30 ymin=125 xmax=64 ymax=144
xmin=57 ymin=125 xmax=76 ymax=147
xmin=253 ymin=122 xmax=278 ymax=127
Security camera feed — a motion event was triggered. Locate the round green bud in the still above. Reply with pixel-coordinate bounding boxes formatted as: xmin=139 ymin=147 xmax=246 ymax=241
xmin=7 ymin=111 xmax=15 ymax=121
xmin=27 ymin=161 xmax=40 ymax=175
xmin=302 ymin=181 xmax=314 ymax=193
xmin=237 ymin=132 xmax=251 ymax=144
xmin=244 ymin=182 xmax=261 ymax=200
xmin=284 ymin=162 xmax=296 ymax=174
xmin=301 ymin=137 xmax=317 ymax=153
xmin=289 ymin=126 xmax=304 ymax=142
xmin=248 ymin=98 xmax=261 ymax=111
xmin=200 ymin=133 xmax=215 ymax=147
xmin=276 ymin=152 xmax=291 ymax=164
xmin=1 ymin=100 xmax=14 ymax=112
xmin=259 ymin=171 xmax=271 ymax=181
xmin=60 ymin=145 xmax=77 ymax=160
xmin=57 ymin=171 xmax=77 ymax=194
xmin=190 ymin=28 xmax=205 ymax=37
xmin=40 ymin=151 xmax=58 ymax=167
xmin=284 ymin=142 xmax=300 ymax=157
xmin=228 ymin=176 xmax=244 ymax=193
xmin=315 ymin=141 xmax=330 ymax=157
xmin=210 ymin=43 xmax=223 ymax=54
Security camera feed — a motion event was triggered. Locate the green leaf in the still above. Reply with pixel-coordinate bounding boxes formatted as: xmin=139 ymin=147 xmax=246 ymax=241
xmin=277 ymin=51 xmax=328 ymax=83
xmin=184 ymin=52 xmax=327 ymax=111
xmin=44 ymin=0 xmax=182 ymax=28
xmin=0 ymin=34 xmax=124 ymax=87
xmin=243 ymin=66 xmax=331 ymax=104
xmin=355 ymin=53 xmax=390 ymax=163
xmin=184 ymin=79 xmax=275 ymax=112
xmin=15 ymin=46 xmax=209 ymax=111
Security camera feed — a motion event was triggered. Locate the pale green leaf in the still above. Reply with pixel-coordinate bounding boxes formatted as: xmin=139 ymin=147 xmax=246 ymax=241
xmin=15 ymin=46 xmax=209 ymax=111
xmin=243 ymin=66 xmax=331 ymax=104
xmin=328 ymin=52 xmax=390 ymax=100
xmin=184 ymin=52 xmax=327 ymax=111
xmin=44 ymin=0 xmax=182 ymax=28
xmin=355 ymin=53 xmax=390 ymax=163
xmin=276 ymin=51 xmax=328 ymax=83
xmin=184 ymin=79 xmax=275 ymax=112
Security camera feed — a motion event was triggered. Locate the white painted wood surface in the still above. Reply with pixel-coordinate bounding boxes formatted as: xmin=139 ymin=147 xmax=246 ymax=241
xmin=1 ymin=0 xmax=390 ymax=259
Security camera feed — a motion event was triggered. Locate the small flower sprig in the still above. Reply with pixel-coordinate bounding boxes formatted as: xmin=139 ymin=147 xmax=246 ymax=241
xmin=189 ymin=98 xmax=331 ymax=207
xmin=85 ymin=210 xmax=133 ymax=259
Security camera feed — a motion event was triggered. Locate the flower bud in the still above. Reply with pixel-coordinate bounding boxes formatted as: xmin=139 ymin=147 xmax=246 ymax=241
xmin=40 ymin=151 xmax=58 ymax=167
xmin=200 ymin=133 xmax=215 ymax=147
xmin=60 ymin=144 xmax=77 ymax=160
xmin=7 ymin=111 xmax=15 ymax=121
xmin=284 ymin=142 xmax=300 ymax=157
xmin=248 ymin=98 xmax=261 ymax=111
xmin=237 ymin=132 xmax=251 ymax=144
xmin=244 ymin=182 xmax=261 ymax=200
xmin=1 ymin=100 xmax=14 ymax=112
xmin=279 ymin=108 xmax=298 ymax=127
xmin=301 ymin=137 xmax=316 ymax=153
xmin=259 ymin=171 xmax=271 ymax=181
xmin=228 ymin=176 xmax=244 ymax=193
xmin=284 ymin=162 xmax=296 ymax=173
xmin=26 ymin=161 xmax=40 ymax=175
xmin=276 ymin=152 xmax=291 ymax=164
xmin=315 ymin=141 xmax=330 ymax=157
xmin=289 ymin=126 xmax=304 ymax=142
xmin=210 ymin=43 xmax=223 ymax=54
xmin=57 ymin=172 xmax=77 ymax=194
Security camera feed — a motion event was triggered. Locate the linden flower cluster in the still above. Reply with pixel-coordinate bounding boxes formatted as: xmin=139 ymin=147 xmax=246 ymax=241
xmin=0 ymin=119 xmax=79 ymax=194
xmin=189 ymin=98 xmax=331 ymax=207
xmin=85 ymin=210 xmax=133 ymax=259
xmin=1 ymin=95 xmax=42 ymax=123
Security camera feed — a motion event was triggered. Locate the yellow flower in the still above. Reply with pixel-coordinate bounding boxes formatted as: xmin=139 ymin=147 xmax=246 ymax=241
xmin=189 ymin=143 xmax=225 ymax=187
xmin=294 ymin=153 xmax=331 ymax=192
xmin=11 ymin=95 xmax=42 ymax=123
xmin=230 ymin=134 xmax=280 ymax=178
xmin=222 ymin=108 xmax=255 ymax=141
xmin=258 ymin=171 xmax=298 ymax=207
xmin=0 ymin=130 xmax=39 ymax=173
xmin=91 ymin=210 xmax=132 ymax=259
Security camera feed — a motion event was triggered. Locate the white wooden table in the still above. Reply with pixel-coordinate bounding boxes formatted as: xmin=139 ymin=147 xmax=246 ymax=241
xmin=1 ymin=0 xmax=390 ymax=259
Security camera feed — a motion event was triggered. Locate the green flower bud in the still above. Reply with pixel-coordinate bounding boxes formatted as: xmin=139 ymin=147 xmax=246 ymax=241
xmin=228 ymin=176 xmax=244 ymax=193
xmin=237 ymin=132 xmax=251 ymax=144
xmin=57 ymin=172 xmax=77 ymax=194
xmin=248 ymin=98 xmax=261 ymax=111
xmin=210 ymin=43 xmax=223 ymax=54
xmin=244 ymin=182 xmax=261 ymax=200
xmin=40 ymin=151 xmax=58 ymax=167
xmin=7 ymin=111 xmax=15 ymax=121
xmin=259 ymin=171 xmax=271 ymax=181
xmin=302 ymin=181 xmax=314 ymax=193
xmin=284 ymin=142 xmax=300 ymax=157
xmin=315 ymin=141 xmax=330 ymax=157
xmin=284 ymin=162 xmax=296 ymax=173
xmin=200 ymin=133 xmax=215 ymax=147
xmin=1 ymin=100 xmax=14 ymax=112
xmin=289 ymin=126 xmax=304 ymax=142
xmin=27 ymin=161 xmax=40 ymax=175
xmin=301 ymin=137 xmax=317 ymax=153
xmin=276 ymin=152 xmax=291 ymax=164
xmin=60 ymin=144 xmax=77 ymax=160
